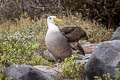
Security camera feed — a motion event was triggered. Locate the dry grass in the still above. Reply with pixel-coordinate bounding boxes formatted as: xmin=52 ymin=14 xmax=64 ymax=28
xmin=0 ymin=15 xmax=114 ymax=49
xmin=0 ymin=17 xmax=47 ymax=49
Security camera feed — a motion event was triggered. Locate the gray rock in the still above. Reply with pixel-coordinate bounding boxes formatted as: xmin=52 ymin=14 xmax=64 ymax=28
xmin=111 ymin=27 xmax=120 ymax=40
xmin=82 ymin=42 xmax=98 ymax=54
xmin=36 ymin=50 xmax=55 ymax=62
xmin=4 ymin=64 xmax=54 ymax=80
xmin=42 ymin=50 xmax=55 ymax=62
xmin=116 ymin=61 xmax=120 ymax=68
xmin=74 ymin=54 xmax=91 ymax=63
xmin=85 ymin=40 xmax=120 ymax=80
xmin=34 ymin=65 xmax=62 ymax=75
xmin=79 ymin=54 xmax=91 ymax=60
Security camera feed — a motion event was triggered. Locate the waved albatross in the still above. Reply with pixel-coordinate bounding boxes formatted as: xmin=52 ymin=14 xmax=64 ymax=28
xmin=45 ymin=16 xmax=85 ymax=65
xmin=45 ymin=16 xmax=72 ymax=65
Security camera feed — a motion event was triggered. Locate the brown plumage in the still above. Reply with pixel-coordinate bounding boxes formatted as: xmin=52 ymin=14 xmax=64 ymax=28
xmin=60 ymin=27 xmax=88 ymax=42
xmin=60 ymin=27 xmax=88 ymax=55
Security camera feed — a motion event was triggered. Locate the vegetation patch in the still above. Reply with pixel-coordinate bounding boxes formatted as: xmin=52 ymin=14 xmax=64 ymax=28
xmin=61 ymin=54 xmax=86 ymax=80
xmin=0 ymin=29 xmax=50 ymax=67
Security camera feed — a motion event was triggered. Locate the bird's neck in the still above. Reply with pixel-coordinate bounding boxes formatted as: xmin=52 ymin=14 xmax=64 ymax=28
xmin=47 ymin=22 xmax=60 ymax=32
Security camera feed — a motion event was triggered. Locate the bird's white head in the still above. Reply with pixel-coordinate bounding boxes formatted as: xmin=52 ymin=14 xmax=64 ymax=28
xmin=47 ymin=16 xmax=62 ymax=25
xmin=47 ymin=16 xmax=62 ymax=32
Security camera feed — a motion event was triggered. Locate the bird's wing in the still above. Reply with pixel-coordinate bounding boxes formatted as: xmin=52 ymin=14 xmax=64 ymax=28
xmin=60 ymin=27 xmax=75 ymax=34
xmin=60 ymin=27 xmax=88 ymax=42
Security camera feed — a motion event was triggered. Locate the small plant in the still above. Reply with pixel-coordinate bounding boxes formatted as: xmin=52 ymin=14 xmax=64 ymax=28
xmin=116 ymin=72 xmax=120 ymax=80
xmin=0 ymin=69 xmax=4 ymax=80
xmin=61 ymin=54 xmax=86 ymax=80
xmin=103 ymin=73 xmax=112 ymax=80
xmin=0 ymin=68 xmax=12 ymax=80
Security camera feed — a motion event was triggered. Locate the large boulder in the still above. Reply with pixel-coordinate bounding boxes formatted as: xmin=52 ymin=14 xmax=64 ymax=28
xmin=85 ymin=40 xmax=120 ymax=80
xmin=4 ymin=64 xmax=54 ymax=80
xmin=111 ymin=27 xmax=120 ymax=40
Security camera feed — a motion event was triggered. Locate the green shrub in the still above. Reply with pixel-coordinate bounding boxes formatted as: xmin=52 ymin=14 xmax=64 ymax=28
xmin=61 ymin=54 xmax=86 ymax=80
xmin=116 ymin=72 xmax=120 ymax=80
xmin=0 ymin=30 xmax=50 ymax=67
xmin=0 ymin=41 xmax=50 ymax=66
xmin=103 ymin=73 xmax=112 ymax=80
xmin=0 ymin=69 xmax=4 ymax=80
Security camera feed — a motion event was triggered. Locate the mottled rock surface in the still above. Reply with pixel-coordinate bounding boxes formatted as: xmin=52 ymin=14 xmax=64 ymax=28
xmin=85 ymin=40 xmax=120 ymax=80
xmin=4 ymin=64 xmax=54 ymax=80
xmin=34 ymin=65 xmax=61 ymax=76
xmin=111 ymin=27 xmax=120 ymax=40
xmin=82 ymin=42 xmax=98 ymax=54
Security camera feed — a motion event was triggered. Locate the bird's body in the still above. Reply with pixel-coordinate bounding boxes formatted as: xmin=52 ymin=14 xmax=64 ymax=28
xmin=45 ymin=33 xmax=72 ymax=61
xmin=45 ymin=17 xmax=72 ymax=62
xmin=45 ymin=27 xmax=72 ymax=61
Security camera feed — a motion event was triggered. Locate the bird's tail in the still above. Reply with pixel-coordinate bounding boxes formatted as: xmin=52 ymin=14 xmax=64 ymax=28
xmin=70 ymin=42 xmax=85 ymax=55
xmin=76 ymin=43 xmax=85 ymax=55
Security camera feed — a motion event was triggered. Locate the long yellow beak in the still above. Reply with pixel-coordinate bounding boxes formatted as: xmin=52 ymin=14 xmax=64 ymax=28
xmin=53 ymin=18 xmax=62 ymax=23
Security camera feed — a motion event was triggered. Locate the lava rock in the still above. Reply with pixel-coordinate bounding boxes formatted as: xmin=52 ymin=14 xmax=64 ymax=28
xmin=85 ymin=40 xmax=120 ymax=80
xmin=42 ymin=50 xmax=55 ymax=62
xmin=36 ymin=50 xmax=55 ymax=62
xmin=116 ymin=61 xmax=120 ymax=68
xmin=111 ymin=27 xmax=120 ymax=40
xmin=4 ymin=64 xmax=54 ymax=80
xmin=74 ymin=54 xmax=91 ymax=63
